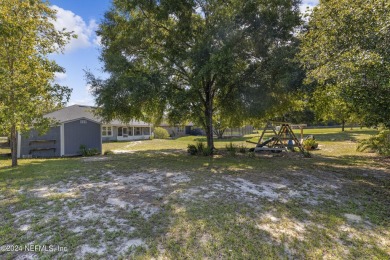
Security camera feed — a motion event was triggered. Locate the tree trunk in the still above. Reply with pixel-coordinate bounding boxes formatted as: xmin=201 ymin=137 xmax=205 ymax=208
xmin=204 ymin=87 xmax=214 ymax=152
xmin=341 ymin=119 xmax=345 ymax=132
xmin=10 ymin=125 xmax=18 ymax=167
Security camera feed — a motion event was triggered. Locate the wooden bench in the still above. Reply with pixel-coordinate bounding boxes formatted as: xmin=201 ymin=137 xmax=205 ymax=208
xmin=29 ymin=148 xmax=56 ymax=154
xmin=29 ymin=140 xmax=56 ymax=146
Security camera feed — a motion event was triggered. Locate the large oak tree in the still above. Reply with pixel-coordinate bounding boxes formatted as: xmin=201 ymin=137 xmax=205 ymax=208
xmin=88 ymin=0 xmax=302 ymax=150
xmin=299 ymin=0 xmax=390 ymax=128
xmin=0 ymin=0 xmax=73 ymax=166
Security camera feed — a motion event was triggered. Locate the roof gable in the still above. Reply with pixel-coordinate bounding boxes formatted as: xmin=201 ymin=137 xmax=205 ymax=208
xmin=44 ymin=105 xmax=100 ymax=123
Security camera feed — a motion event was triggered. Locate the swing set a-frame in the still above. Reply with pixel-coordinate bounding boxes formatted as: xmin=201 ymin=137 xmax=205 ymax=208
xmin=252 ymin=122 xmax=308 ymax=155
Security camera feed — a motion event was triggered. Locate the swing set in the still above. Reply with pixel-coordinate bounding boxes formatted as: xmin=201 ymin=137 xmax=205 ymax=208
xmin=249 ymin=122 xmax=308 ymax=155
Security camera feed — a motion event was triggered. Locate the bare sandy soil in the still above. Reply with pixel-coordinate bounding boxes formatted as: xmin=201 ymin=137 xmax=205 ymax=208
xmin=6 ymin=158 xmax=389 ymax=259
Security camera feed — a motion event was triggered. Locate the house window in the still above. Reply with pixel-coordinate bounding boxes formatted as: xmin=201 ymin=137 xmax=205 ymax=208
xmin=134 ymin=127 xmax=141 ymax=136
xmin=102 ymin=126 xmax=112 ymax=137
xmin=80 ymin=120 xmax=87 ymax=124
xmin=142 ymin=127 xmax=150 ymax=135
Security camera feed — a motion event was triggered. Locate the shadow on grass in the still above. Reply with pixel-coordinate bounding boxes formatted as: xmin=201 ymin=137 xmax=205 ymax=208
xmin=303 ymin=129 xmax=378 ymax=142
xmin=193 ymin=136 xmax=254 ymax=143
xmin=0 ymin=157 xmax=86 ymax=188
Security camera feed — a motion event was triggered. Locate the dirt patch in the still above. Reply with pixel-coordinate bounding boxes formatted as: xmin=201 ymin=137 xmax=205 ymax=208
xmin=6 ymin=159 xmax=389 ymax=259
xmin=9 ymin=169 xmax=196 ymax=258
xmin=344 ymin=213 xmax=362 ymax=222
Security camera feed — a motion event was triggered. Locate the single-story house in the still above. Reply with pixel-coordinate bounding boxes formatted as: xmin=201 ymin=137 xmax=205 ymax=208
xmin=102 ymin=119 xmax=151 ymax=142
xmin=17 ymin=105 xmax=152 ymax=158
xmin=159 ymin=123 xmax=193 ymax=137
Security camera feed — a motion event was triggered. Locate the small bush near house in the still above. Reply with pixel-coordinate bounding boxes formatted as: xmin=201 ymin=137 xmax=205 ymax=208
xmin=154 ymin=127 xmax=170 ymax=139
xmin=79 ymin=145 xmax=99 ymax=156
xmin=357 ymin=130 xmax=390 ymax=156
xmin=104 ymin=150 xmax=114 ymax=155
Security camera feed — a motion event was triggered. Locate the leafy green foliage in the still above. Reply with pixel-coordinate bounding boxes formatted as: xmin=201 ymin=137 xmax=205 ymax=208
xmin=153 ymin=127 xmax=170 ymax=139
xmin=299 ymin=0 xmax=390 ymax=128
xmin=0 ymin=0 xmax=73 ymax=166
xmin=104 ymin=150 xmax=114 ymax=155
xmin=187 ymin=144 xmax=198 ymax=155
xmin=187 ymin=142 xmax=211 ymax=156
xmin=225 ymin=142 xmax=237 ymax=156
xmin=87 ymin=0 xmax=303 ymax=151
xmin=303 ymin=139 xmax=318 ymax=150
xmin=357 ymin=130 xmax=390 ymax=156
xmin=79 ymin=145 xmax=100 ymax=157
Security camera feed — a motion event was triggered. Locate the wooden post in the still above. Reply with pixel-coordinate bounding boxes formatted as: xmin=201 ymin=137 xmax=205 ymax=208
xmin=300 ymin=126 xmax=303 ymax=143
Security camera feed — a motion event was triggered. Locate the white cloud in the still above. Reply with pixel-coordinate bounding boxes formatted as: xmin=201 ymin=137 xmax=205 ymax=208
xmin=93 ymin=35 xmax=102 ymax=47
xmin=54 ymin=72 xmax=67 ymax=82
xmin=51 ymin=5 xmax=100 ymax=53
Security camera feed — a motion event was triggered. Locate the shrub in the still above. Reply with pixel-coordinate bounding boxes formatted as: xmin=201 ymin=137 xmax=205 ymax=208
xmin=154 ymin=127 xmax=170 ymax=139
xmin=104 ymin=150 xmax=114 ymax=155
xmin=187 ymin=144 xmax=198 ymax=155
xmin=187 ymin=142 xmax=212 ymax=156
xmin=238 ymin=144 xmax=247 ymax=153
xmin=226 ymin=142 xmax=237 ymax=156
xmin=303 ymin=139 xmax=318 ymax=150
xmin=201 ymin=146 xmax=213 ymax=156
xmin=357 ymin=130 xmax=390 ymax=156
xmin=79 ymin=145 xmax=100 ymax=156
xmin=196 ymin=141 xmax=205 ymax=154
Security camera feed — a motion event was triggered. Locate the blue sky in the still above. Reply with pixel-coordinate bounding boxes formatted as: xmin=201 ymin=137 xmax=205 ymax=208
xmin=49 ymin=0 xmax=318 ymax=106
xmin=50 ymin=0 xmax=112 ymax=106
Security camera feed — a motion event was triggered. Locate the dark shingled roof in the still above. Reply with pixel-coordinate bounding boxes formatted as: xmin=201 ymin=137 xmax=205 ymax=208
xmin=44 ymin=105 xmax=151 ymax=126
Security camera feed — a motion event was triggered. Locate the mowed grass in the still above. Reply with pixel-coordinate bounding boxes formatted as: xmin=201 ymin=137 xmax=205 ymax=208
xmin=104 ymin=127 xmax=378 ymax=157
xmin=0 ymin=127 xmax=389 ymax=259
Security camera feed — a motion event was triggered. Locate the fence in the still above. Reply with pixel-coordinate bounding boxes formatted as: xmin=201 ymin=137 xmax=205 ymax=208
xmin=220 ymin=125 xmax=254 ymax=137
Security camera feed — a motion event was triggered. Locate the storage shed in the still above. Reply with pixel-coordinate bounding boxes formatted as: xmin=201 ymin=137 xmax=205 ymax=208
xmin=17 ymin=105 xmax=102 ymax=158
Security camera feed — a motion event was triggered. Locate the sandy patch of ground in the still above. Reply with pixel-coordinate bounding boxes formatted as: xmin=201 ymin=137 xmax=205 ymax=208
xmin=10 ymin=169 xmax=195 ymax=258
xmin=7 ymin=162 xmax=389 ymax=259
xmin=112 ymin=150 xmax=137 ymax=154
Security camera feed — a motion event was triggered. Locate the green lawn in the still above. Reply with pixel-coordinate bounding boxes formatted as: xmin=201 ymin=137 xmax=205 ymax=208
xmin=0 ymin=137 xmax=10 ymax=155
xmin=0 ymin=128 xmax=389 ymax=259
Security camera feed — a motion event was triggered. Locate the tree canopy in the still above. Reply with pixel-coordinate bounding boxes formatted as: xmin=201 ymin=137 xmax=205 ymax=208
xmin=299 ymin=0 xmax=390 ymax=128
xmin=88 ymin=0 xmax=302 ymax=150
xmin=0 ymin=0 xmax=73 ymax=166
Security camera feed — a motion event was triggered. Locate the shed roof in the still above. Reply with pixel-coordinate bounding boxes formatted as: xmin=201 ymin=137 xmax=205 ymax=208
xmin=44 ymin=105 xmax=151 ymax=126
